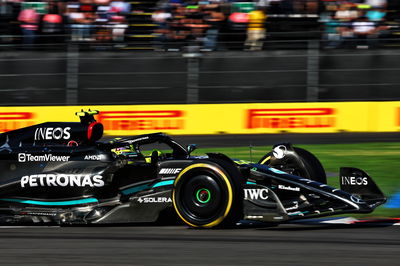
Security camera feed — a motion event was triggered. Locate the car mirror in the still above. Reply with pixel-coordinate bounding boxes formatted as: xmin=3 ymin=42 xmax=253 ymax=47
xmin=187 ymin=144 xmax=197 ymax=154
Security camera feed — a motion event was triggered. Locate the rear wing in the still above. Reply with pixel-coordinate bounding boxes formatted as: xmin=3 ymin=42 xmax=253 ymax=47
xmin=340 ymin=167 xmax=386 ymax=208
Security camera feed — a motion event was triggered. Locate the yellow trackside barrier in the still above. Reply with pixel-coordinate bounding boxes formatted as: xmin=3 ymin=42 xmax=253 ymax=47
xmin=0 ymin=102 xmax=399 ymax=135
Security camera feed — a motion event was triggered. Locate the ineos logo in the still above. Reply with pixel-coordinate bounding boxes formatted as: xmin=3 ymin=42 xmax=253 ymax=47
xmin=34 ymin=127 xmax=71 ymax=140
xmin=341 ymin=176 xmax=368 ymax=186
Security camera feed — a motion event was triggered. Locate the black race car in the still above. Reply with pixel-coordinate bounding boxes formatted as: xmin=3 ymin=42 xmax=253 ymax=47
xmin=0 ymin=110 xmax=386 ymax=228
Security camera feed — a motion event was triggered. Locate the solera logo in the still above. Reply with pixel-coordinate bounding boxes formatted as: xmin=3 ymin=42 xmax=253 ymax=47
xmin=97 ymin=110 xmax=184 ymax=131
xmin=246 ymin=108 xmax=335 ymax=129
xmin=0 ymin=112 xmax=34 ymax=133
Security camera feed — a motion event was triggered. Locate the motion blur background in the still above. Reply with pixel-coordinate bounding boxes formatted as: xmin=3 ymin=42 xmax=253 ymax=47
xmin=1 ymin=2 xmax=400 ymax=265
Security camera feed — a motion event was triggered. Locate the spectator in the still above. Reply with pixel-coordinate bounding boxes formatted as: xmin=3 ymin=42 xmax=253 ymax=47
xmin=42 ymin=13 xmax=63 ymax=33
xmin=365 ymin=0 xmax=387 ymax=9
xmin=352 ymin=15 xmax=377 ymax=48
xmin=18 ymin=8 xmax=40 ymax=46
xmin=203 ymin=5 xmax=225 ymax=51
xmin=182 ymin=5 xmax=210 ymax=47
xmin=365 ymin=7 xmax=386 ymax=21
xmin=335 ymin=3 xmax=359 ymax=21
xmin=244 ymin=7 xmax=266 ymax=51
xmin=67 ymin=5 xmax=94 ymax=41
xmin=109 ymin=14 xmax=128 ymax=45
xmin=320 ymin=12 xmax=341 ymax=48
xmin=152 ymin=9 xmax=173 ymax=50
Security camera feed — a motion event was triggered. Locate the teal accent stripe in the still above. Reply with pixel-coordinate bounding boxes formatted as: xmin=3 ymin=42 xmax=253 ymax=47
xmin=0 ymin=198 xmax=98 ymax=206
xmin=152 ymin=180 xmax=174 ymax=188
xmin=121 ymin=180 xmax=175 ymax=195
xmin=288 ymin=211 xmax=310 ymax=216
xmin=246 ymin=181 xmax=256 ymax=185
xmin=121 ymin=184 xmax=151 ymax=195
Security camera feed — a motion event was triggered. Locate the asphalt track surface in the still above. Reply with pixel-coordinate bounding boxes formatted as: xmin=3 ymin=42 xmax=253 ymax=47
xmin=0 ymin=223 xmax=399 ymax=265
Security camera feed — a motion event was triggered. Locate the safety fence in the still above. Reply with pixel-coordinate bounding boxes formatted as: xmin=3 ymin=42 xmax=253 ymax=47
xmin=1 ymin=37 xmax=400 ymax=105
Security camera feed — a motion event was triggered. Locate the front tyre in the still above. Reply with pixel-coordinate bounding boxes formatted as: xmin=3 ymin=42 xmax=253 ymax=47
xmin=259 ymin=146 xmax=327 ymax=184
xmin=172 ymin=161 xmax=243 ymax=228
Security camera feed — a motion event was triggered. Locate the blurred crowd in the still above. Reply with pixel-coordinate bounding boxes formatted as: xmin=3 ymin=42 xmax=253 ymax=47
xmin=0 ymin=0 xmax=398 ymax=50
xmin=320 ymin=0 xmax=390 ymax=48
xmin=151 ymin=0 xmax=319 ymax=51
xmin=0 ymin=0 xmax=130 ymax=46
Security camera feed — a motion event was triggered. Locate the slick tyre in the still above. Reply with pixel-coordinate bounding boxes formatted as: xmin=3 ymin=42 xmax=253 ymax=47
xmin=293 ymin=147 xmax=327 ymax=184
xmin=259 ymin=147 xmax=327 ymax=184
xmin=172 ymin=160 xmax=243 ymax=228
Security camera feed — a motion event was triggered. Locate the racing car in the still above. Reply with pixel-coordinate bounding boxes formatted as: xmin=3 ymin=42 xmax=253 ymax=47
xmin=0 ymin=110 xmax=386 ymax=228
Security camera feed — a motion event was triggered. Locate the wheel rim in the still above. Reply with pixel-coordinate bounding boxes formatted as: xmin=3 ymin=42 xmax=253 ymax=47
xmin=196 ymin=188 xmax=211 ymax=204
xmin=177 ymin=172 xmax=228 ymax=223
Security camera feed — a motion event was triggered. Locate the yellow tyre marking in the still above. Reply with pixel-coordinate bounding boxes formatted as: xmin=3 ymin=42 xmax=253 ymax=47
xmin=172 ymin=163 xmax=233 ymax=228
xmin=260 ymin=155 xmax=271 ymax=165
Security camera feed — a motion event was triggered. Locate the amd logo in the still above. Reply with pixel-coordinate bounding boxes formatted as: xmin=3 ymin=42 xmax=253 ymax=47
xmin=84 ymin=155 xmax=102 ymax=161
xmin=244 ymin=189 xmax=269 ymax=200
xmin=34 ymin=127 xmax=71 ymax=140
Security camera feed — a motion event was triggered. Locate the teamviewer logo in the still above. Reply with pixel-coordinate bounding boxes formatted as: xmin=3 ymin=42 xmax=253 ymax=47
xmin=18 ymin=153 xmax=26 ymax=162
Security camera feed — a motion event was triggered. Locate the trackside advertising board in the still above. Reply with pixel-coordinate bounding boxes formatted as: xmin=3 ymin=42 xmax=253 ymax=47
xmin=0 ymin=102 xmax=399 ymax=135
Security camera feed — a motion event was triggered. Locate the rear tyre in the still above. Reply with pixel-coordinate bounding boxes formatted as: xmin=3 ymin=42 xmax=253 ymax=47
xmin=172 ymin=160 xmax=243 ymax=228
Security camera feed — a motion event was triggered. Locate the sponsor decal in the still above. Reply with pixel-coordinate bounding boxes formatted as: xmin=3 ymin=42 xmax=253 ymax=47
xmin=244 ymin=189 xmax=269 ymax=200
xmin=137 ymin=197 xmax=172 ymax=203
xmin=350 ymin=195 xmax=365 ymax=204
xmin=246 ymin=108 xmax=335 ymax=129
xmin=341 ymin=176 xmax=368 ymax=186
xmin=159 ymin=168 xmax=182 ymax=175
xmin=273 ymin=145 xmax=287 ymax=159
xmin=97 ymin=110 xmax=184 ymax=131
xmin=278 ymin=185 xmax=300 ymax=192
xmin=84 ymin=155 xmax=102 ymax=161
xmin=34 ymin=127 xmax=71 ymax=140
xmin=18 ymin=153 xmax=70 ymax=162
xmin=24 ymin=211 xmax=57 ymax=216
xmin=20 ymin=174 xmax=104 ymax=187
xmin=0 ymin=112 xmax=34 ymax=133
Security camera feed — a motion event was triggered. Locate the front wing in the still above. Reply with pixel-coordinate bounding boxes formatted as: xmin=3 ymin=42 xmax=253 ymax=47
xmin=242 ymin=164 xmax=386 ymax=223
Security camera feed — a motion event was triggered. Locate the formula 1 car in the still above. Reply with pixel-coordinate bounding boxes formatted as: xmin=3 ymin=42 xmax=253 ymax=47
xmin=0 ymin=110 xmax=386 ymax=228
